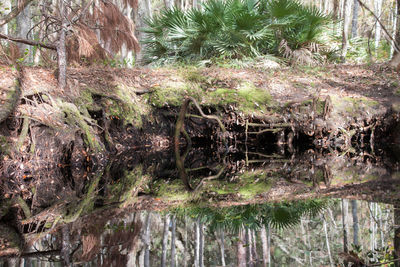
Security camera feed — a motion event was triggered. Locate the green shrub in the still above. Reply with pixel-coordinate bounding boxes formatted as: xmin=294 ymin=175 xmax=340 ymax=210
xmin=142 ymin=0 xmax=332 ymax=64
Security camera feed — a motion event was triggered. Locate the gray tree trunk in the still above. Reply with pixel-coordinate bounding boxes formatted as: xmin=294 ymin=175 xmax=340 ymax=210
xmin=219 ymin=229 xmax=226 ymax=266
xmin=351 ymin=0 xmax=359 ymax=38
xmin=57 ymin=0 xmax=67 ymax=89
xmin=394 ymin=205 xmax=400 ymax=267
xmin=342 ymin=199 xmax=349 ymax=254
xmin=237 ymin=227 xmax=246 ymax=267
xmin=199 ymin=221 xmax=204 ymax=267
xmin=341 ymin=0 xmax=353 ymax=59
xmin=351 ymin=200 xmax=359 ymax=246
xmin=170 ymin=215 xmax=176 ymax=267
xmin=374 ymin=0 xmax=383 ymax=51
xmin=322 ymin=214 xmax=334 ymax=267
xmin=261 ymin=227 xmax=270 ymax=267
xmin=161 ymin=214 xmax=170 ymax=267
xmin=195 ymin=218 xmax=200 ymax=267
xmin=16 ymin=1 xmax=32 ymax=63
xmin=144 ymin=212 xmax=151 ymax=267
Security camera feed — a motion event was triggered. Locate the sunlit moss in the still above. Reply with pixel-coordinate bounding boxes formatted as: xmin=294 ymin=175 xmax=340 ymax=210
xmin=204 ymin=82 xmax=272 ymax=115
xmin=153 ymin=179 xmax=190 ymax=201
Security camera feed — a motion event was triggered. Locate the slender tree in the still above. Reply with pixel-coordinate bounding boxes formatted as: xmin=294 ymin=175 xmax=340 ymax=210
xmin=351 ymin=0 xmax=359 ymax=38
xmin=143 ymin=212 xmax=151 ymax=267
xmin=394 ymin=205 xmax=400 ymax=267
xmin=341 ymin=0 xmax=353 ymax=59
xmin=351 ymin=200 xmax=359 ymax=246
xmin=161 ymin=214 xmax=170 ymax=267
xmin=170 ymin=215 xmax=176 ymax=267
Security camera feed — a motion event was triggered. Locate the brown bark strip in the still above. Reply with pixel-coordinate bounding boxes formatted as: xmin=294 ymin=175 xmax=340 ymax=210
xmin=0 ymin=33 xmax=56 ymax=50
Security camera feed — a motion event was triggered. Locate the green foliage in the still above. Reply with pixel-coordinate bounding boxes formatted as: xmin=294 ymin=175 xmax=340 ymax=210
xmin=142 ymin=0 xmax=332 ymax=64
xmin=172 ymin=199 xmax=329 ymax=233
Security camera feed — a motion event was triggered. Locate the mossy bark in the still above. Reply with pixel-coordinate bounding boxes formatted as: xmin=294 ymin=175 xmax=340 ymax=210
xmin=0 ymin=79 xmax=21 ymax=123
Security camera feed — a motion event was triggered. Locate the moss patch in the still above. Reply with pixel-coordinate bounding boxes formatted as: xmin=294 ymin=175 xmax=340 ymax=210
xmin=148 ymin=81 xmax=203 ymax=108
xmin=207 ymin=169 xmax=272 ymax=199
xmin=153 ymin=179 xmax=190 ymax=201
xmin=204 ymin=82 xmax=272 ymax=115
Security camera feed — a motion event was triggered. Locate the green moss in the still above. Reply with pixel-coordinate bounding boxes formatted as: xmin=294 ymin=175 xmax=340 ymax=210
xmin=207 ymin=169 xmax=272 ymax=199
xmin=204 ymin=82 xmax=272 ymax=115
xmin=153 ymin=179 xmax=190 ymax=201
xmin=0 ymin=136 xmax=9 ymax=155
xmin=148 ymin=81 xmax=203 ymax=108
xmin=181 ymin=68 xmax=207 ymax=83
xmin=57 ymin=101 xmax=104 ymax=152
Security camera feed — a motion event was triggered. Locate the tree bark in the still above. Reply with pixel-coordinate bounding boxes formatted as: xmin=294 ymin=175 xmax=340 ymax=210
xmin=351 ymin=200 xmax=359 ymax=246
xmin=195 ymin=218 xmax=200 ymax=267
xmin=342 ymin=199 xmax=349 ymax=254
xmin=16 ymin=1 xmax=32 ymax=63
xmin=237 ymin=227 xmax=246 ymax=267
xmin=322 ymin=214 xmax=334 ymax=267
xmin=170 ymin=215 xmax=176 ymax=267
xmin=220 ymin=229 xmax=226 ymax=266
xmin=261 ymin=227 xmax=270 ymax=267
xmin=351 ymin=0 xmax=359 ymax=38
xmin=144 ymin=212 xmax=151 ymax=267
xmin=394 ymin=205 xmax=400 ymax=267
xmin=374 ymin=0 xmax=383 ymax=51
xmin=57 ymin=0 xmax=67 ymax=89
xmin=161 ymin=214 xmax=170 ymax=267
xmin=199 ymin=220 xmax=204 ymax=267
xmin=341 ymin=0 xmax=352 ymax=60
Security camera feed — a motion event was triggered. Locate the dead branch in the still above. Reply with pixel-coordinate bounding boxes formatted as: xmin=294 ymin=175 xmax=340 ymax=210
xmin=0 ymin=33 xmax=56 ymax=50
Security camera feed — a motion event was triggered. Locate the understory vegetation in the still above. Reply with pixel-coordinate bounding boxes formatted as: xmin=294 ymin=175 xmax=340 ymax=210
xmin=142 ymin=0 xmax=333 ymax=65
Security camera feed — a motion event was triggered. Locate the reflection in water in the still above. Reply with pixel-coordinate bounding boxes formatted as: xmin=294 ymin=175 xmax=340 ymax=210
xmin=1 ymin=140 xmax=400 ymax=266
xmin=0 ymin=200 xmax=398 ymax=266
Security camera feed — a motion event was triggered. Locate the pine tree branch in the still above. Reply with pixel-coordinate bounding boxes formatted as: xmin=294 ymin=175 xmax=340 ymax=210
xmin=0 ymin=33 xmax=56 ymax=50
xmin=0 ymin=0 xmax=35 ymax=27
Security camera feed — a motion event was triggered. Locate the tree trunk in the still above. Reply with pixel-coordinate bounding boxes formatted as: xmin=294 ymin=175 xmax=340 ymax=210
xmin=161 ymin=214 xmax=170 ymax=267
xmin=184 ymin=215 xmax=188 ymax=267
xmin=341 ymin=0 xmax=352 ymax=60
xmin=391 ymin=1 xmax=398 ymax=57
xmin=217 ymin=229 xmax=226 ymax=266
xmin=261 ymin=227 xmax=270 ymax=267
xmin=351 ymin=200 xmax=359 ymax=246
xmin=144 ymin=212 xmax=151 ymax=267
xmin=16 ymin=1 xmax=32 ymax=63
xmin=170 ymin=215 xmax=176 ymax=267
xmin=333 ymin=0 xmax=340 ymax=19
xmin=246 ymin=228 xmax=253 ymax=267
xmin=57 ymin=0 xmax=67 ymax=89
xmin=237 ymin=227 xmax=246 ymax=267
xmin=195 ymin=218 xmax=200 ymax=267
xmin=351 ymin=0 xmax=359 ymax=38
xmin=342 ymin=199 xmax=349 ymax=254
xmin=252 ymin=230 xmax=258 ymax=265
xmin=374 ymin=0 xmax=383 ymax=51
xmin=322 ymin=214 xmax=334 ymax=267
xmin=199 ymin=221 xmax=204 ymax=267
xmin=394 ymin=205 xmax=400 ymax=267
xmin=61 ymin=224 xmax=72 ymax=267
